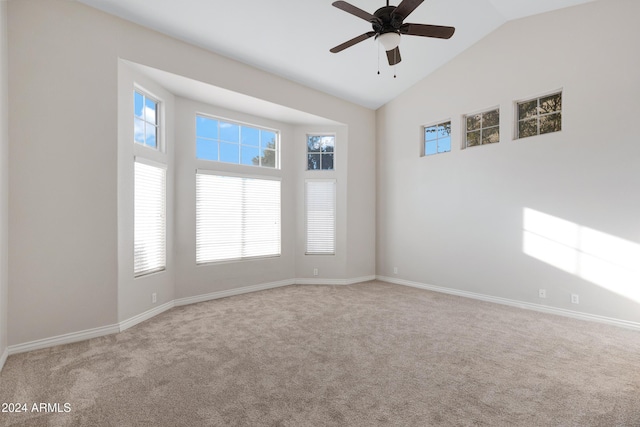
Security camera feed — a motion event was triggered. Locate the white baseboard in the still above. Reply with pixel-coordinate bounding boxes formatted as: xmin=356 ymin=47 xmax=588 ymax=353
xmin=119 ymin=300 xmax=175 ymax=332
xmin=174 ymin=279 xmax=295 ymax=307
xmin=6 ymin=276 xmax=377 ymax=356
xmin=378 ymin=275 xmax=640 ymax=332
xmin=7 ymin=323 xmax=120 ymax=356
xmin=295 ymin=275 xmax=376 ymax=285
xmin=0 ymin=346 xmax=7 ymax=372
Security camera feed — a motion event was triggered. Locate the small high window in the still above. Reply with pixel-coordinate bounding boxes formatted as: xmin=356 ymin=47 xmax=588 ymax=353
xmin=196 ymin=115 xmax=279 ymax=168
xmin=423 ymin=121 xmax=451 ymax=156
xmin=464 ymin=108 xmax=499 ymax=148
xmin=134 ymin=90 xmax=159 ymax=149
xmin=517 ymin=92 xmax=562 ymax=139
xmin=307 ymin=135 xmax=335 ymax=170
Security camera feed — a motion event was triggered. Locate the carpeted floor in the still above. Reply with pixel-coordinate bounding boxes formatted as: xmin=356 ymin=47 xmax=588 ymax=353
xmin=1 ymin=281 xmax=639 ymax=426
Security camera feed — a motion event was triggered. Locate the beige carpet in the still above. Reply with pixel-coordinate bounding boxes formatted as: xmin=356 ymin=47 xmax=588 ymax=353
xmin=1 ymin=281 xmax=639 ymax=426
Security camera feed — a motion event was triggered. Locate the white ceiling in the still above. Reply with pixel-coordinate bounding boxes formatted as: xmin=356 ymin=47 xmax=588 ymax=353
xmin=79 ymin=0 xmax=594 ymax=110
xmin=124 ymin=61 xmax=341 ymax=125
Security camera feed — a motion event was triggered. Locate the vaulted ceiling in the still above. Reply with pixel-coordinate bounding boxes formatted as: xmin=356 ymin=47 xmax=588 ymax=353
xmin=79 ymin=0 xmax=594 ymax=109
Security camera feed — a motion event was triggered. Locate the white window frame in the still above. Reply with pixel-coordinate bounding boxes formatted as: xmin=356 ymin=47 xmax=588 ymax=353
xmin=132 ymin=86 xmax=166 ymax=278
xmin=195 ymin=170 xmax=282 ymax=264
xmin=422 ymin=120 xmax=451 ymax=157
xmin=463 ymin=107 xmax=500 ymax=149
xmin=306 ymin=134 xmax=336 ymax=171
xmin=195 ymin=114 xmax=280 ymax=169
xmin=305 ymin=179 xmax=336 ymax=256
xmin=134 ymin=89 xmax=161 ymax=151
xmin=515 ymin=90 xmax=563 ymax=139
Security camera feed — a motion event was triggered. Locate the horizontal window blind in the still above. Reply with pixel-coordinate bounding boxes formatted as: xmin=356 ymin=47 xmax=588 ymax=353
xmin=134 ymin=161 xmax=166 ymax=277
xmin=196 ymin=173 xmax=281 ymax=264
xmin=306 ymin=179 xmax=336 ymax=255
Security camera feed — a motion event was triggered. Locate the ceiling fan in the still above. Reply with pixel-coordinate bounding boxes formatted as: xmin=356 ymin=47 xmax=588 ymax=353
xmin=330 ymin=0 xmax=455 ymax=66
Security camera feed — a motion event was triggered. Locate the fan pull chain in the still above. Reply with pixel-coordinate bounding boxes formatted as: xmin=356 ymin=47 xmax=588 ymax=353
xmin=394 ymin=49 xmax=397 ymax=78
xmin=377 ymin=43 xmax=380 ymax=75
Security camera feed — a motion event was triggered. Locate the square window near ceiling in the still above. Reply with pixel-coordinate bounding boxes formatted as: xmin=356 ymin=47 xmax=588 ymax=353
xmin=423 ymin=121 xmax=451 ymax=156
xmin=134 ymin=90 xmax=159 ymax=150
xmin=463 ymin=108 xmax=500 ymax=149
xmin=516 ymin=91 xmax=562 ymax=139
xmin=307 ymin=135 xmax=335 ymax=170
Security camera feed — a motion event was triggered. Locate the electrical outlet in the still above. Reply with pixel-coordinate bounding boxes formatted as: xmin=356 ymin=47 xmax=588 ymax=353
xmin=538 ymin=289 xmax=546 ymax=298
xmin=571 ymin=294 xmax=579 ymax=304
xmin=152 ymin=293 xmax=157 ymax=304
xmin=393 ymin=267 xmax=398 ymax=274
xmin=313 ymin=268 xmax=318 ymax=276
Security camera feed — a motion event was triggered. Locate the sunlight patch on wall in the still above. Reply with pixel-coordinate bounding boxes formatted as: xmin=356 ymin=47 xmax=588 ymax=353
xmin=523 ymin=208 xmax=640 ymax=303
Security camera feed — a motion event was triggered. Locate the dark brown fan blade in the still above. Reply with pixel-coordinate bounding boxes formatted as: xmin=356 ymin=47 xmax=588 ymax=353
xmin=330 ymin=32 xmax=376 ymax=53
xmin=393 ymin=0 xmax=424 ymax=20
xmin=400 ymin=23 xmax=455 ymax=39
xmin=386 ymin=47 xmax=402 ymax=65
xmin=332 ymin=1 xmax=381 ymax=24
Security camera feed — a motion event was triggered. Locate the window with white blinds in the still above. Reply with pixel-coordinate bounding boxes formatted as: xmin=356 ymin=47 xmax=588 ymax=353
xmin=305 ymin=179 xmax=336 ymax=255
xmin=134 ymin=161 xmax=167 ymax=277
xmin=196 ymin=173 xmax=281 ymax=264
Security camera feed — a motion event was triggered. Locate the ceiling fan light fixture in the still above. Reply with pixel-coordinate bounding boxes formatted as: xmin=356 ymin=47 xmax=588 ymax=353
xmin=378 ymin=32 xmax=400 ymax=51
xmin=329 ymin=0 xmax=455 ymax=66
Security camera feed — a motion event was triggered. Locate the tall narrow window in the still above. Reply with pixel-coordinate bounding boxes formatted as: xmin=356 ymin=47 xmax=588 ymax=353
xmin=134 ymin=161 xmax=166 ymax=277
xmin=517 ymin=92 xmax=562 ymax=139
xmin=307 ymin=135 xmax=335 ymax=170
xmin=134 ymin=91 xmax=159 ymax=149
xmin=196 ymin=173 xmax=281 ymax=264
xmin=306 ymin=179 xmax=336 ymax=255
xmin=423 ymin=121 xmax=451 ymax=156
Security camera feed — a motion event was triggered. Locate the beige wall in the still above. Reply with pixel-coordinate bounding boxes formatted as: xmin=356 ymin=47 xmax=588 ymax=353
xmin=376 ymin=0 xmax=640 ymax=324
xmin=0 ymin=0 xmax=9 ymax=364
xmin=17 ymin=0 xmax=638 ymax=349
xmin=8 ymin=0 xmax=376 ymax=346
xmin=294 ymin=125 xmax=348 ymax=281
xmin=117 ymin=62 xmax=176 ymax=322
xmin=173 ymin=96 xmax=297 ymax=298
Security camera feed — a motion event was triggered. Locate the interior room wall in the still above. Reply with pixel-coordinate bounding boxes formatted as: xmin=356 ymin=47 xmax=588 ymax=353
xmin=7 ymin=0 xmax=375 ymax=347
xmin=292 ymin=121 xmax=376 ymax=284
xmin=376 ymin=0 xmax=640 ymax=325
xmin=8 ymin=0 xmax=121 ymax=346
xmin=174 ymin=97 xmax=297 ymax=299
xmin=0 ymin=0 xmax=9 ymax=368
xmin=292 ymin=125 xmax=346 ymax=281
xmin=345 ymin=120 xmax=376 ymax=281
xmin=117 ymin=62 xmax=176 ymax=323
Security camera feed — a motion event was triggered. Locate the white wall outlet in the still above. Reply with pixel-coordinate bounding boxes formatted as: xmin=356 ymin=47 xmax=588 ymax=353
xmin=538 ymin=289 xmax=546 ymax=298
xmin=571 ymin=294 xmax=579 ymax=304
xmin=313 ymin=268 xmax=318 ymax=276
xmin=393 ymin=266 xmax=398 ymax=274
xmin=152 ymin=292 xmax=157 ymax=304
